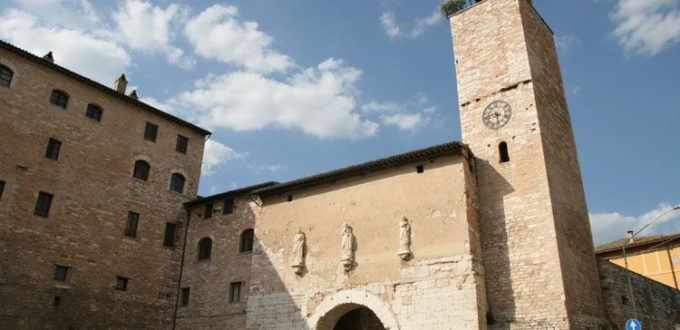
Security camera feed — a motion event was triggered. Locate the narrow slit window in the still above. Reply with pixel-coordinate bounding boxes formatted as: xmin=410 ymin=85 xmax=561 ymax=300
xmin=163 ymin=223 xmax=177 ymax=247
xmin=499 ymin=142 xmax=510 ymax=163
xmin=198 ymin=237 xmax=212 ymax=260
xmin=223 ymin=199 xmax=234 ymax=215
xmin=45 ymin=138 xmax=62 ymax=160
xmin=0 ymin=180 xmax=5 ymax=200
xmin=50 ymin=90 xmax=68 ymax=108
xmin=204 ymin=203 xmax=213 ymax=219
xmin=176 ymin=135 xmax=189 ymax=154
xmin=240 ymin=229 xmax=254 ymax=253
xmin=180 ymin=287 xmax=190 ymax=306
xmin=229 ymin=282 xmax=242 ymax=303
xmin=125 ymin=211 xmax=139 ymax=237
xmin=34 ymin=191 xmax=54 ymax=217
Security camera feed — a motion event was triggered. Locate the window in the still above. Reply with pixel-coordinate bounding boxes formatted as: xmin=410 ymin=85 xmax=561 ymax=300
xmin=499 ymin=142 xmax=510 ymax=163
xmin=198 ymin=237 xmax=212 ymax=261
xmin=125 ymin=212 xmax=139 ymax=237
xmin=0 ymin=65 xmax=13 ymax=87
xmin=223 ymin=199 xmax=234 ymax=215
xmin=116 ymin=276 xmax=129 ymax=291
xmin=416 ymin=165 xmax=424 ymax=173
xmin=229 ymin=282 xmax=242 ymax=303
xmin=176 ymin=135 xmax=189 ymax=154
xmin=85 ymin=104 xmax=103 ymax=121
xmin=132 ymin=160 xmax=150 ymax=181
xmin=240 ymin=229 xmax=254 ymax=253
xmin=144 ymin=122 xmax=158 ymax=141
xmin=180 ymin=287 xmax=190 ymax=306
xmin=53 ymin=265 xmax=68 ymax=281
xmin=0 ymin=180 xmax=5 ymax=200
xmin=163 ymin=223 xmax=177 ymax=247
xmin=204 ymin=203 xmax=213 ymax=219
xmin=53 ymin=296 xmax=61 ymax=307
xmin=50 ymin=90 xmax=68 ymax=108
xmin=287 ymin=195 xmax=293 ymax=202
xmin=170 ymin=173 xmax=185 ymax=193
xmin=34 ymin=191 xmax=54 ymax=217
xmin=45 ymin=138 xmax=61 ymax=160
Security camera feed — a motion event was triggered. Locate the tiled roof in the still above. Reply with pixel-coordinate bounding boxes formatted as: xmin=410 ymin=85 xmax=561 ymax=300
xmin=595 ymin=233 xmax=680 ymax=255
xmin=0 ymin=40 xmax=211 ymax=136
xmin=184 ymin=181 xmax=279 ymax=208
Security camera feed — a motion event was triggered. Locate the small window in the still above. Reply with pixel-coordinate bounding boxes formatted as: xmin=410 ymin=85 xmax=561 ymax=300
xmin=240 ymin=229 xmax=254 ymax=253
xmin=0 ymin=65 xmax=13 ymax=87
xmin=223 ymin=199 xmax=234 ymax=215
xmin=0 ymin=180 xmax=5 ymax=200
xmin=85 ymin=104 xmax=103 ymax=121
xmin=116 ymin=276 xmax=129 ymax=291
xmin=499 ymin=142 xmax=510 ymax=163
xmin=198 ymin=237 xmax=212 ymax=261
xmin=45 ymin=138 xmax=62 ymax=160
xmin=53 ymin=295 xmax=61 ymax=307
xmin=170 ymin=173 xmax=185 ymax=194
xmin=53 ymin=265 xmax=68 ymax=281
xmin=203 ymin=203 xmax=213 ymax=219
xmin=132 ymin=160 xmax=150 ymax=181
xmin=287 ymin=195 xmax=293 ymax=202
xmin=163 ymin=223 xmax=177 ymax=247
xmin=50 ymin=90 xmax=68 ymax=108
xmin=125 ymin=212 xmax=139 ymax=237
xmin=144 ymin=122 xmax=158 ymax=141
xmin=229 ymin=282 xmax=242 ymax=303
xmin=176 ymin=135 xmax=189 ymax=154
xmin=180 ymin=287 xmax=190 ymax=306
xmin=34 ymin=191 xmax=54 ymax=217
xmin=416 ymin=165 xmax=424 ymax=173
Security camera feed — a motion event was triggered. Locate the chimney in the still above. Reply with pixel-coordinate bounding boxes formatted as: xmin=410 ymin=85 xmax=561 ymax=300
xmin=128 ymin=89 xmax=139 ymax=100
xmin=43 ymin=51 xmax=54 ymax=63
xmin=627 ymin=230 xmax=635 ymax=244
xmin=114 ymin=74 xmax=127 ymax=94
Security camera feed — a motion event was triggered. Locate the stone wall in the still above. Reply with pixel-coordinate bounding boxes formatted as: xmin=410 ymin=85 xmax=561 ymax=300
xmin=599 ymin=260 xmax=680 ymax=329
xmin=0 ymin=47 xmax=206 ymax=329
xmin=246 ymin=155 xmax=486 ymax=329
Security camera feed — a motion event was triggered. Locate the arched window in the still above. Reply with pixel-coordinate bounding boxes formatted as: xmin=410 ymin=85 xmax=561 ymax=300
xmin=240 ymin=229 xmax=254 ymax=253
xmin=132 ymin=160 xmax=150 ymax=181
xmin=0 ymin=65 xmax=13 ymax=87
xmin=85 ymin=104 xmax=103 ymax=121
xmin=50 ymin=90 xmax=69 ymax=108
xmin=170 ymin=173 xmax=185 ymax=193
xmin=198 ymin=237 xmax=212 ymax=260
xmin=499 ymin=142 xmax=510 ymax=163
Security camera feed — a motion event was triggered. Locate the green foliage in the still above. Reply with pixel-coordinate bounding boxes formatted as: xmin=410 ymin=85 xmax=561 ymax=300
xmin=439 ymin=0 xmax=467 ymax=17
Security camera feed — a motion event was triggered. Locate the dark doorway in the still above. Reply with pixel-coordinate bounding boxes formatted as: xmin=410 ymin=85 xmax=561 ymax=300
xmin=333 ymin=307 xmax=385 ymax=330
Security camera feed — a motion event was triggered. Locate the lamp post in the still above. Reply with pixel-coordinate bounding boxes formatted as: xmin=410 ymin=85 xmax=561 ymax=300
xmin=621 ymin=204 xmax=680 ymax=319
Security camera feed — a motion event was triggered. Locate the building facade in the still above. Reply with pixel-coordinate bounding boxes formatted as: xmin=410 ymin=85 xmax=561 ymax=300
xmin=0 ymin=40 xmax=209 ymax=329
xmin=1 ymin=0 xmax=679 ymax=329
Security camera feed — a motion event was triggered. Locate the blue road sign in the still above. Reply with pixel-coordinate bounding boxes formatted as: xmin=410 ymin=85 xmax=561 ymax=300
xmin=626 ymin=318 xmax=642 ymax=330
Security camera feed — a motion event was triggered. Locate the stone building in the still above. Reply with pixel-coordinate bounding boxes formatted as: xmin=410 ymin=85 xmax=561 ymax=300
xmin=1 ymin=0 xmax=679 ymax=329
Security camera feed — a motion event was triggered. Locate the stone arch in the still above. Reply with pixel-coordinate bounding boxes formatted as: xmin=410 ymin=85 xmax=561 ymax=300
xmin=308 ymin=289 xmax=399 ymax=330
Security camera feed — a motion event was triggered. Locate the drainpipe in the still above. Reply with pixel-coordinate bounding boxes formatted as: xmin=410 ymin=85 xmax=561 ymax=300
xmin=172 ymin=206 xmax=192 ymax=330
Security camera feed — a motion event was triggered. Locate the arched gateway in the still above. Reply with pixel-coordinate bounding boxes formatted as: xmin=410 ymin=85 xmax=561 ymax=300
xmin=308 ymin=290 xmax=399 ymax=330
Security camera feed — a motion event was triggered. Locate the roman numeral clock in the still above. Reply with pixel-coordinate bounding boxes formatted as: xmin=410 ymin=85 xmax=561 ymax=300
xmin=482 ymin=100 xmax=512 ymax=129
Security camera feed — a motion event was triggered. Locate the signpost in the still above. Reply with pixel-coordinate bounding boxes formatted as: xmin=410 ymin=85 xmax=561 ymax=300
xmin=625 ymin=318 xmax=641 ymax=330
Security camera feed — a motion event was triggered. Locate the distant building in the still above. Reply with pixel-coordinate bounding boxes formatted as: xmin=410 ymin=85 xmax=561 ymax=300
xmin=1 ymin=0 xmax=679 ymax=329
xmin=596 ymin=233 xmax=680 ymax=290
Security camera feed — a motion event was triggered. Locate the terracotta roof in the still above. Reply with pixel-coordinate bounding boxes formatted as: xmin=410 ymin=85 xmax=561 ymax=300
xmin=595 ymin=233 xmax=680 ymax=255
xmin=0 ymin=40 xmax=211 ymax=136
xmin=254 ymin=141 xmax=470 ymax=196
xmin=184 ymin=181 xmax=279 ymax=208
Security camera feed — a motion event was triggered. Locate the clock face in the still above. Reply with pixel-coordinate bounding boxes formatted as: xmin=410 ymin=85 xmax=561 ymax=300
xmin=482 ymin=100 xmax=512 ymax=129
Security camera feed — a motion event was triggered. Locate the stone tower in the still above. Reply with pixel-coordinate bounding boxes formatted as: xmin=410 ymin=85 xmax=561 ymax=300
xmin=449 ymin=0 xmax=606 ymax=328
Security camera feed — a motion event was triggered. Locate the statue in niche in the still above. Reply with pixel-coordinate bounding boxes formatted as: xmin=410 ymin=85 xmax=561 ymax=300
xmin=340 ymin=223 xmax=354 ymax=271
xmin=291 ymin=228 xmax=306 ymax=275
xmin=397 ymin=216 xmax=412 ymax=260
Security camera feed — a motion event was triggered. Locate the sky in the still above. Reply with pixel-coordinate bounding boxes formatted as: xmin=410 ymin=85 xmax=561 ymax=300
xmin=1 ymin=0 xmax=678 ymax=246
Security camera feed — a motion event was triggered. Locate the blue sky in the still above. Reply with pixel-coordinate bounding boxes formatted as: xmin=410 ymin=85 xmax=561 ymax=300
xmin=1 ymin=0 xmax=678 ymax=245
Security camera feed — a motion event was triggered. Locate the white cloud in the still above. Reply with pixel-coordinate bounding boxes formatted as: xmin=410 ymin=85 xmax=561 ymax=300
xmin=0 ymin=9 xmax=131 ymax=85
xmin=11 ymin=0 xmax=102 ymax=30
xmin=176 ymin=58 xmax=379 ymax=139
xmin=611 ymin=0 xmax=680 ymax=56
xmin=590 ymin=202 xmax=680 ymax=246
xmin=184 ymin=4 xmax=293 ymax=73
xmin=113 ymin=0 xmax=193 ymax=69
xmin=201 ymin=139 xmax=244 ymax=176
xmin=360 ymin=92 xmax=436 ymax=132
xmin=380 ymin=11 xmax=441 ymax=39
xmin=249 ymin=164 xmax=287 ymax=174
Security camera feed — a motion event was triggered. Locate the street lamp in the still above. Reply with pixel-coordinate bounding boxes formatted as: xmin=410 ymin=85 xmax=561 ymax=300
xmin=621 ymin=204 xmax=680 ymax=319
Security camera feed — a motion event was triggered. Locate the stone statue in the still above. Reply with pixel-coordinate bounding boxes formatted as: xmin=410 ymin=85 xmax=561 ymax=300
xmin=397 ymin=217 xmax=412 ymax=260
xmin=291 ymin=228 xmax=305 ymax=274
xmin=340 ymin=223 xmax=354 ymax=271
